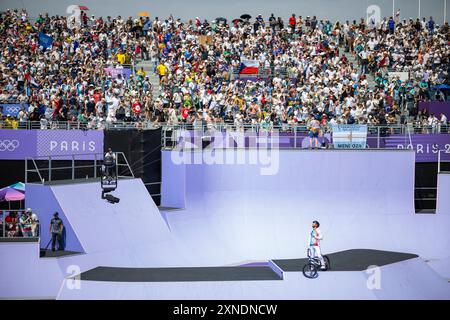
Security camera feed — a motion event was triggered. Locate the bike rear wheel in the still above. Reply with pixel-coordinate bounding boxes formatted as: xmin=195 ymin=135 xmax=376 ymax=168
xmin=322 ymin=255 xmax=331 ymax=271
xmin=302 ymin=263 xmax=318 ymax=278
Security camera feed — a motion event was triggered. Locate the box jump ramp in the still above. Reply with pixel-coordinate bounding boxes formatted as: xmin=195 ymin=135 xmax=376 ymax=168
xmin=2 ymin=149 xmax=450 ymax=299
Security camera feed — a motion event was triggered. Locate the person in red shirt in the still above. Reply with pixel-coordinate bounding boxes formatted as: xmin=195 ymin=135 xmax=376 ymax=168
xmin=93 ymin=90 xmax=102 ymax=104
xmin=181 ymin=106 xmax=190 ymax=122
xmin=5 ymin=212 xmax=18 ymax=238
xmin=52 ymin=95 xmax=62 ymax=120
xmin=132 ymin=100 xmax=142 ymax=119
xmin=289 ymin=14 xmax=296 ymax=33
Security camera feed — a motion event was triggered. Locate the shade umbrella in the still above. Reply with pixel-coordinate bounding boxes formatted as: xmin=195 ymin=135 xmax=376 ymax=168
xmin=0 ymin=187 xmax=25 ymax=202
xmin=9 ymin=182 xmax=25 ymax=193
xmin=78 ymin=5 xmax=89 ymax=10
xmin=138 ymin=11 xmax=150 ymax=17
xmin=240 ymin=14 xmax=252 ymax=20
xmin=233 ymin=18 xmax=244 ymax=25
xmin=216 ymin=17 xmax=227 ymax=24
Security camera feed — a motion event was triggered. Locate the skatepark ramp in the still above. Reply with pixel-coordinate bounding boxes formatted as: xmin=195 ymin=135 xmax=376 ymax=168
xmin=3 ymin=149 xmax=450 ymax=299
xmin=57 ymin=255 xmax=450 ymax=300
xmin=1 ymin=178 xmax=177 ymax=299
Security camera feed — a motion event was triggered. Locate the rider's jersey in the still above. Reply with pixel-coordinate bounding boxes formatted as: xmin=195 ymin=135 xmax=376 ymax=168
xmin=309 ymin=228 xmax=323 ymax=247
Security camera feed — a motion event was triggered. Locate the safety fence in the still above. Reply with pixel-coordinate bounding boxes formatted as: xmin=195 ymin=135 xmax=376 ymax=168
xmin=1 ymin=121 xmax=449 ymax=134
xmin=25 ymin=152 xmax=134 ymax=184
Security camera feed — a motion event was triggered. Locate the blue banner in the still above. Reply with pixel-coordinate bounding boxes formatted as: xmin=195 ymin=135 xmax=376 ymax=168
xmin=332 ymin=124 xmax=368 ymax=149
xmin=38 ymin=33 xmax=53 ymax=49
xmin=0 ymin=103 xmax=28 ymax=118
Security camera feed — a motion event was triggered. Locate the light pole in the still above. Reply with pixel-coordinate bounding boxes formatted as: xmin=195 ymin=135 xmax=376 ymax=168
xmin=445 ymin=0 xmax=447 ymax=23
xmin=418 ymin=0 xmax=421 ymax=19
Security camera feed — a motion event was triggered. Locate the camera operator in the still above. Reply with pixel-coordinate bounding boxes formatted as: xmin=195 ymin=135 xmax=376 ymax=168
xmin=103 ymin=148 xmax=116 ymax=178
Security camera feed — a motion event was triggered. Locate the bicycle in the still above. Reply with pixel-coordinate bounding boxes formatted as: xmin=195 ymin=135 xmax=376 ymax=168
xmin=302 ymin=248 xmax=331 ymax=279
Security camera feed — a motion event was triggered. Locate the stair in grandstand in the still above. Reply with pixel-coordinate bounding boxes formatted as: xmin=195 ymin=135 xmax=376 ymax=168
xmin=135 ymin=59 xmax=161 ymax=100
xmin=339 ymin=47 xmax=376 ymax=90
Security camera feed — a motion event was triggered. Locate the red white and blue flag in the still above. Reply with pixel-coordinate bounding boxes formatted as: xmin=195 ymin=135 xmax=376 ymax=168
xmin=239 ymin=59 xmax=259 ymax=75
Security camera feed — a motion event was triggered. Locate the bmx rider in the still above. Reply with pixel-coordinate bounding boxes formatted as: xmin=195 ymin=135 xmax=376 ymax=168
xmin=309 ymin=220 xmax=326 ymax=270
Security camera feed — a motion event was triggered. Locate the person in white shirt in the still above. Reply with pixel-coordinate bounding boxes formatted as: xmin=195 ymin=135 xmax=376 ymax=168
xmin=308 ymin=220 xmax=326 ymax=270
xmin=358 ymin=48 xmax=369 ymax=74
xmin=103 ymin=148 xmax=116 ymax=178
xmin=106 ymin=89 xmax=120 ymax=122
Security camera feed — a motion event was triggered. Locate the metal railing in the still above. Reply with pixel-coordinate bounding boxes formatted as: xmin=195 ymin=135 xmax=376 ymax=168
xmin=144 ymin=181 xmax=162 ymax=198
xmin=0 ymin=210 xmax=40 ymax=239
xmin=25 ymin=152 xmax=134 ymax=184
xmin=160 ymin=124 xmax=417 ymax=151
xmin=1 ymin=121 xmax=449 ymax=133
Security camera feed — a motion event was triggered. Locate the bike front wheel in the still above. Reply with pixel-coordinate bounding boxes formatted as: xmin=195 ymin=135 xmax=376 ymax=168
xmin=302 ymin=263 xmax=318 ymax=279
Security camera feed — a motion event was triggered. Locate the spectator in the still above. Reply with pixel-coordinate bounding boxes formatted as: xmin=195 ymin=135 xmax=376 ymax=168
xmin=0 ymin=9 xmax=448 ymax=130
xmin=289 ymin=14 xmax=296 ymax=33
xmin=19 ymin=209 xmax=34 ymax=237
xmin=29 ymin=209 xmax=39 ymax=237
xmin=0 ymin=211 xmax=3 ymax=237
xmin=5 ymin=212 xmax=19 ymax=238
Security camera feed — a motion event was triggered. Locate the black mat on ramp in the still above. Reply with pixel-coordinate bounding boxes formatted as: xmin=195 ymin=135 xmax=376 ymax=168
xmin=272 ymin=249 xmax=418 ymax=272
xmin=79 ymin=266 xmax=282 ymax=282
xmin=40 ymin=249 xmax=83 ymax=258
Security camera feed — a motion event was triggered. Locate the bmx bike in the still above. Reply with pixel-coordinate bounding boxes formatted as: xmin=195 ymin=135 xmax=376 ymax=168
xmin=302 ymin=248 xmax=331 ymax=279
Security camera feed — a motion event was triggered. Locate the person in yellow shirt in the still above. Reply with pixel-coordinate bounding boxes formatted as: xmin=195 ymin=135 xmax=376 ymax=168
xmin=136 ymin=67 xmax=146 ymax=79
xmin=156 ymin=63 xmax=167 ymax=83
xmin=116 ymin=50 xmax=126 ymax=64
xmin=4 ymin=115 xmax=18 ymax=129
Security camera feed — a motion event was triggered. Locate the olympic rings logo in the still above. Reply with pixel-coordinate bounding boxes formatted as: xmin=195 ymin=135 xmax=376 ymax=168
xmin=5 ymin=106 xmax=21 ymax=113
xmin=0 ymin=140 xmax=20 ymax=152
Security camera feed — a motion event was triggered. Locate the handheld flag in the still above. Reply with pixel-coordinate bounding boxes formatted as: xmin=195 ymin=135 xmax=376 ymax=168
xmin=38 ymin=32 xmax=53 ymax=49
xmin=239 ymin=59 xmax=259 ymax=75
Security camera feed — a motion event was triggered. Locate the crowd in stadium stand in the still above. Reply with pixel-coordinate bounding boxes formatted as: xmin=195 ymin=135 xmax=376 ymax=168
xmin=0 ymin=209 xmax=39 ymax=238
xmin=0 ymin=8 xmax=448 ymax=130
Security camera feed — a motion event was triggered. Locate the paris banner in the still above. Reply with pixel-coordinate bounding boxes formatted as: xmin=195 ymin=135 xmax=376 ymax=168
xmin=0 ymin=130 xmax=104 ymax=160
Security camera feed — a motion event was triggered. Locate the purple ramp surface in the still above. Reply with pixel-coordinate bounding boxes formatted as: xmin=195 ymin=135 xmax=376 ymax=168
xmin=161 ymin=150 xmax=186 ymax=208
xmin=160 ymin=149 xmax=450 ymax=264
xmin=437 ymin=174 xmax=450 ymax=215
xmin=367 ymin=258 xmax=450 ymax=300
xmin=57 ymin=259 xmax=450 ymax=300
xmin=49 ymin=179 xmax=172 ymax=254
xmin=0 ymin=242 xmax=64 ymax=299
xmin=26 ymin=183 xmax=84 ymax=253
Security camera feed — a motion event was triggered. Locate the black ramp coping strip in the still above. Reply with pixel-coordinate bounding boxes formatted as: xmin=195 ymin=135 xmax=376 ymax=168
xmin=0 ymin=237 xmax=39 ymax=243
xmin=79 ymin=266 xmax=283 ymax=282
xmin=272 ymin=249 xmax=419 ymax=272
